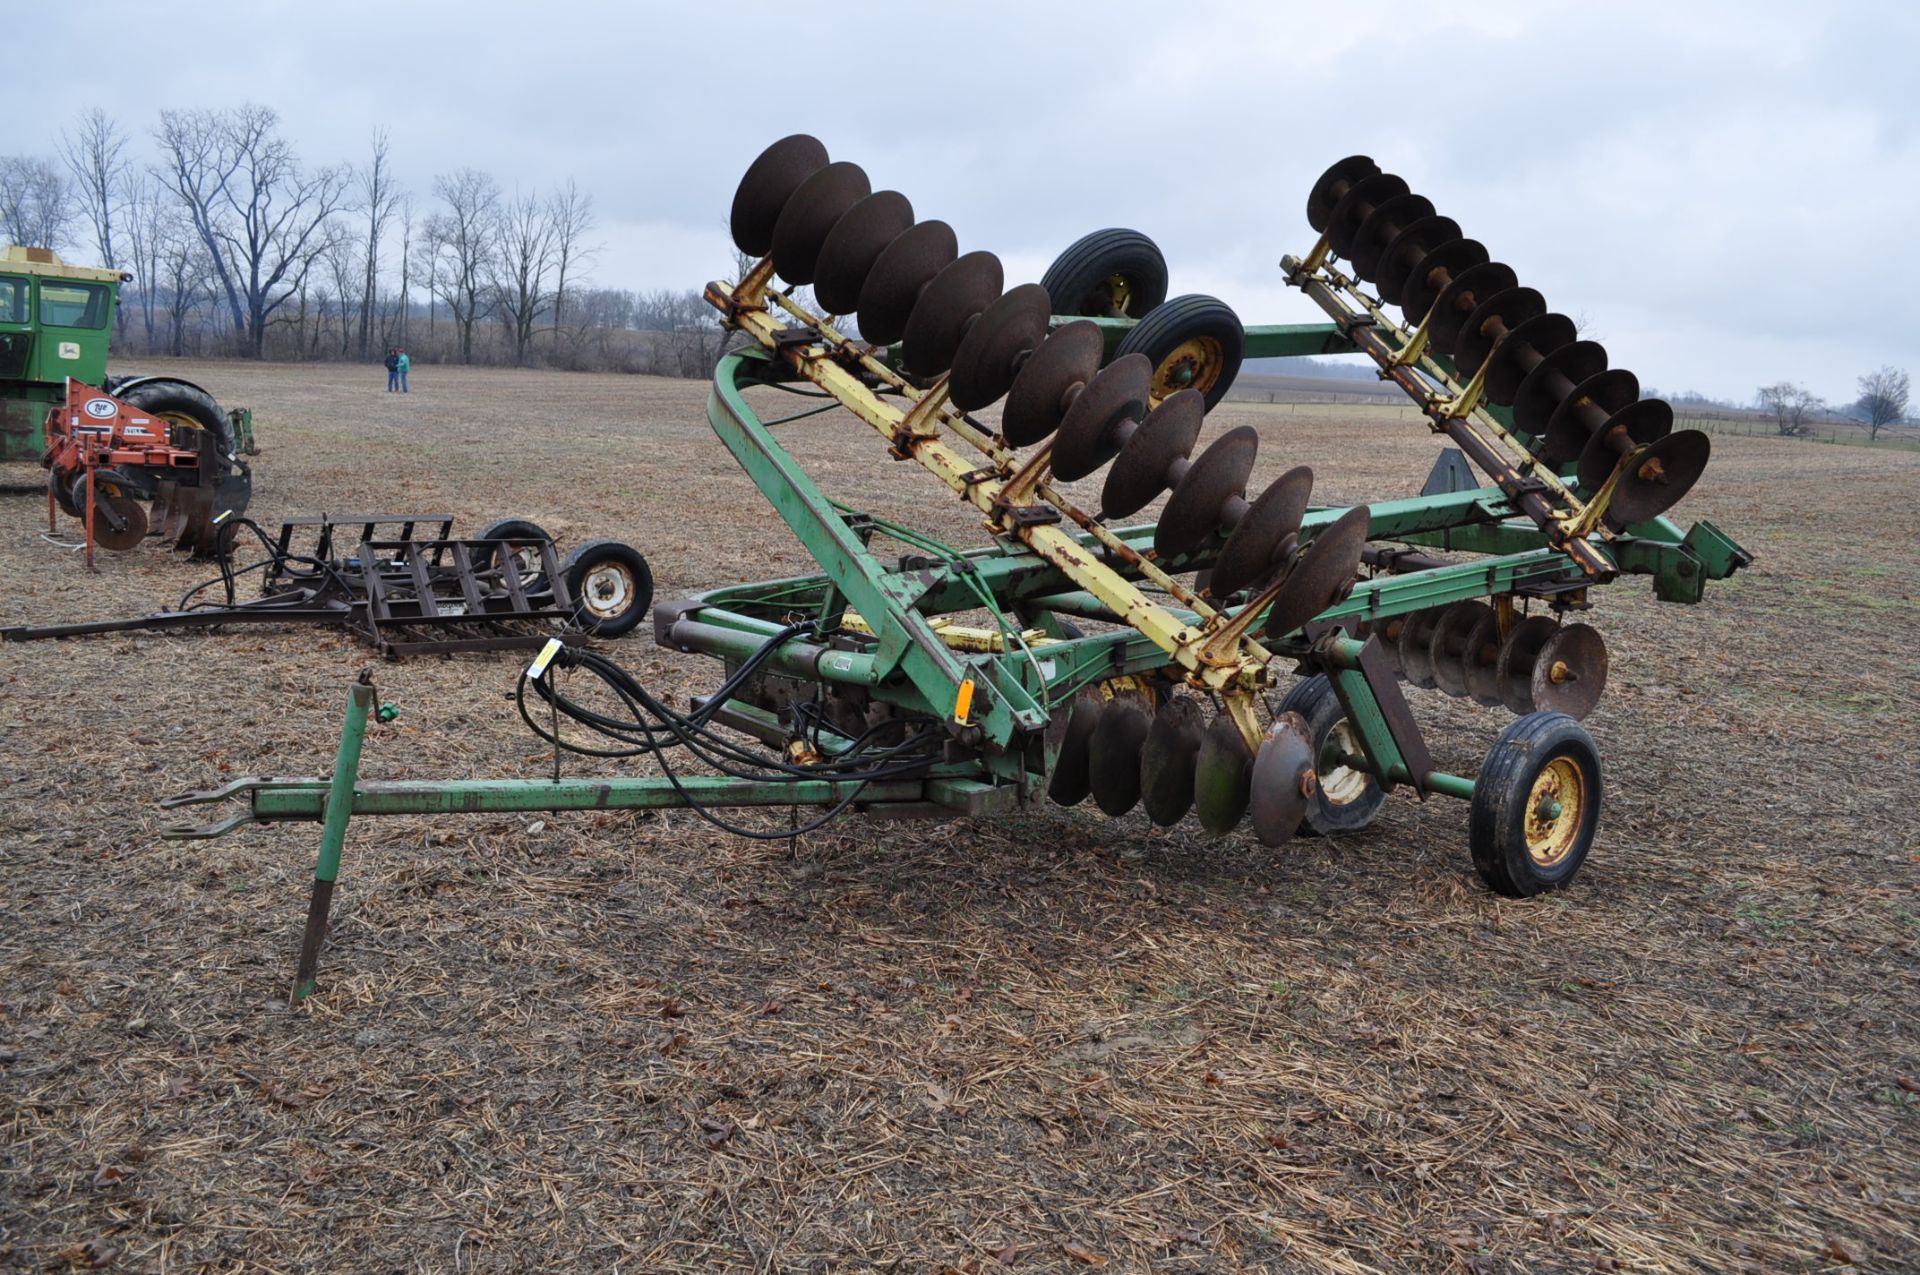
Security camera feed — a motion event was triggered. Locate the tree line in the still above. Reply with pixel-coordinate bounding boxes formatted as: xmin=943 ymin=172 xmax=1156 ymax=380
xmin=0 ymin=106 xmax=729 ymax=375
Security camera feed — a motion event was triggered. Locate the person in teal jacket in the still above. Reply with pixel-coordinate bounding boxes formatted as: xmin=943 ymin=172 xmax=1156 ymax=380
xmin=396 ymin=349 xmax=411 ymax=393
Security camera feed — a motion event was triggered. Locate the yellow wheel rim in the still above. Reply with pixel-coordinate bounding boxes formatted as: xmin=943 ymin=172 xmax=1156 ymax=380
xmin=1152 ymin=335 xmax=1225 ymax=403
xmin=1318 ymin=719 xmax=1370 ymax=806
xmin=1101 ymin=272 xmax=1134 ymax=317
xmin=1524 ymin=755 xmax=1586 ymax=867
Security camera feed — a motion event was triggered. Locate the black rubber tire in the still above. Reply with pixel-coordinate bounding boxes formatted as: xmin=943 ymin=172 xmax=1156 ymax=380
xmin=1040 ymin=228 xmax=1168 ymax=319
xmin=560 ymin=538 xmax=653 ymax=638
xmin=1114 ymin=294 xmax=1246 ymax=411
xmin=475 ymin=518 xmax=554 ymax=594
xmin=1469 ymin=711 xmax=1603 ymax=898
xmin=1277 ymin=674 xmax=1387 ymax=837
xmin=117 ymin=380 xmax=234 ymax=460
xmin=49 ymin=468 xmax=81 ymax=517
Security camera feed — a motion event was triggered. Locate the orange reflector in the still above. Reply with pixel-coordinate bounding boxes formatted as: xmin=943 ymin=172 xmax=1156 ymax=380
xmin=952 ymin=678 xmax=976 ymax=725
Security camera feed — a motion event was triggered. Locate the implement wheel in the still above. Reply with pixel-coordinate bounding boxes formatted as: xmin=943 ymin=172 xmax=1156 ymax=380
xmin=1114 ymin=294 xmax=1246 ymax=410
xmin=1277 ymin=674 xmax=1386 ymax=836
xmin=476 ymin=517 xmax=554 ymax=595
xmin=1040 ymin=228 xmax=1168 ymax=320
xmin=1469 ymin=711 xmax=1602 ymax=897
xmin=561 ymin=539 xmax=652 ymax=638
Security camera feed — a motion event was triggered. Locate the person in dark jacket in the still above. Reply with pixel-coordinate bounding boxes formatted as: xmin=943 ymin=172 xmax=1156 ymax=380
xmin=384 ymin=348 xmax=400 ymax=392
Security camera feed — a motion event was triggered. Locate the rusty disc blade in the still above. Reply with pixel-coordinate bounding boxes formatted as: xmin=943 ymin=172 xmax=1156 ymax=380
xmin=1153 ymin=426 xmax=1258 ymax=558
xmin=1545 ymin=368 xmax=1640 ymax=469
xmin=900 ymin=251 xmax=1004 ymax=378
xmin=856 ymin=220 xmax=958 ymax=346
xmin=1400 ymin=236 xmax=1490 ymax=323
xmin=1211 ymin=466 xmax=1312 ymax=599
xmin=1514 ymin=339 xmax=1608 ymax=440
xmin=1101 ymin=389 xmax=1203 ymax=519
xmin=1139 ymin=696 xmax=1205 ymax=827
xmin=1395 ymin=606 xmax=1446 ymax=690
xmin=1045 ymin=692 xmax=1101 ymax=806
xmin=1262 ymin=505 xmax=1371 ymax=642
xmin=1484 ymin=312 xmax=1578 ymax=408
xmin=1495 ymin=614 xmax=1558 ymax=713
xmin=949 ymin=283 xmax=1049 ymax=411
xmin=90 ymin=491 xmax=149 ymax=551
xmin=771 ymin=161 xmax=871 ymax=286
xmin=1249 ymin=711 xmax=1315 ymax=848
xmin=1532 ymin=622 xmax=1608 ymax=719
xmin=1193 ymin=713 xmax=1255 ymax=835
xmin=1577 ymin=397 xmax=1675 ymax=492
xmin=1451 ymin=286 xmax=1547 ymax=374
xmin=1460 ymin=609 xmax=1506 ymax=706
xmin=1428 ymin=261 xmax=1519 ymax=362
xmin=1603 ymin=429 xmax=1709 ymax=529
xmin=1327 ymin=173 xmax=1411 ymax=258
xmin=1376 ymin=215 xmax=1463 ymax=304
xmin=813 ymin=190 xmax=914 ymax=315
xmin=1307 ymin=155 xmax=1380 ymax=232
xmin=1002 ymin=321 xmax=1103 ymax=447
xmin=1351 ymin=192 xmax=1436 ymax=282
xmin=1087 ymin=694 xmax=1153 ymax=817
xmin=1428 ymin=600 xmax=1494 ymax=698
xmin=731 ymin=134 xmax=829 ymax=257
xmin=1051 ymin=354 xmax=1152 ymax=482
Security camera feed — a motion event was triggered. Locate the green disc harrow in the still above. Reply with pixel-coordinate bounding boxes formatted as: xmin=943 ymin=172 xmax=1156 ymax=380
xmin=162 ymin=139 xmax=1751 ymax=1000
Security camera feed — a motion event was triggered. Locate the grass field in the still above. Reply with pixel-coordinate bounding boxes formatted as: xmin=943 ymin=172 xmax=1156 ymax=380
xmin=2 ymin=360 xmax=1916 ymax=1273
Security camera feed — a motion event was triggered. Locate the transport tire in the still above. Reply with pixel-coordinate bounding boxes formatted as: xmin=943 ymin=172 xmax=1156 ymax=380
xmin=560 ymin=538 xmax=653 ymax=638
xmin=1468 ymin=711 xmax=1602 ymax=897
xmin=1276 ymin=674 xmax=1386 ymax=837
xmin=117 ymin=380 xmax=234 ymax=460
xmin=1040 ymin=228 xmax=1168 ymax=319
xmin=475 ymin=518 xmax=554 ymax=594
xmin=1114 ymin=293 xmax=1245 ymax=410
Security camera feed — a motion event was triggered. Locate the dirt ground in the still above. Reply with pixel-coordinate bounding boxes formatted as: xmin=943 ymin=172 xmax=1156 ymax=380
xmin=2 ymin=359 xmax=1915 ymax=1274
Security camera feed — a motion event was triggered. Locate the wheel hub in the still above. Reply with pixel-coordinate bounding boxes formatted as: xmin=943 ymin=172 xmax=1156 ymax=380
xmin=1524 ymin=756 xmax=1586 ymax=867
xmin=582 ymin=563 xmax=634 ymax=618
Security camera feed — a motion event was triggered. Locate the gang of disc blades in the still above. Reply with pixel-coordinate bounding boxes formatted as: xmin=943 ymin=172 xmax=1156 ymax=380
xmin=1261 ymin=505 xmax=1371 ymax=642
xmin=900 ymin=251 xmax=1004 ymax=377
xmin=1395 ymin=606 xmax=1446 ymax=689
xmin=1087 ymin=694 xmax=1153 ymax=817
xmin=948 ymin=283 xmax=1049 ymax=411
xmin=1428 ymin=600 xmax=1494 ymax=698
xmin=1153 ymin=426 xmax=1258 ymax=558
xmin=1484 ymin=312 xmax=1578 ymax=407
xmin=1249 ymin=712 xmax=1315 ymax=849
xmin=1603 ymin=429 xmax=1710 ymax=529
xmin=1001 ymin=321 xmax=1104 ymax=446
xmin=1045 ymin=692 xmax=1101 ymax=806
xmin=1376 ymin=215 xmax=1463 ymax=304
xmin=1514 ymin=339 xmax=1608 ymax=438
xmin=1326 ymin=173 xmax=1411 ymax=258
xmin=1100 ymin=389 xmax=1204 ymax=518
xmin=1451 ymin=286 xmax=1548 ymax=379
xmin=1544 ymin=367 xmax=1639 ymax=469
xmin=855 ymin=220 xmax=958 ymax=346
xmin=1495 ymin=614 xmax=1559 ymax=714
xmin=1210 ymin=465 xmax=1313 ymax=599
xmin=1193 ymin=713 xmax=1255 ymax=835
xmin=770 ymin=161 xmax=871 ymax=286
xmin=1399 ymin=236 xmax=1490 ymax=323
xmin=1459 ymin=609 xmax=1506 ymax=706
xmin=1139 ymin=696 xmax=1205 ymax=827
xmin=1577 ymin=396 xmax=1675 ymax=492
xmin=1351 ymin=192 xmax=1437 ymax=282
xmin=1428 ymin=263 xmax=1520 ymax=364
xmin=730 ymin=134 xmax=829 ymax=257
xmin=1307 ymin=155 xmax=1381 ymax=232
xmin=1531 ymin=622 xmax=1608 ymax=720
xmin=1050 ymin=354 xmax=1152 ymax=482
xmin=813 ymin=190 xmax=914 ymax=315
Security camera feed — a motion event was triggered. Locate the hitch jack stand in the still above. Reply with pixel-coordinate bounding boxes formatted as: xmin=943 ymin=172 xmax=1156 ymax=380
xmin=291 ymin=679 xmax=374 ymax=1004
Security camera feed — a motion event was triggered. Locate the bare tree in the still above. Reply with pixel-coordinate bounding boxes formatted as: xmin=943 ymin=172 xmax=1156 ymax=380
xmin=425 ymin=168 xmax=500 ymax=364
xmin=1855 ymin=366 xmax=1909 ymax=441
xmin=58 ymin=109 xmax=130 ymax=275
xmin=356 ymin=130 xmax=400 ymax=361
xmin=153 ymin=104 xmax=350 ymax=357
xmin=1756 ymin=382 xmax=1823 ymax=437
xmin=323 ymin=233 xmax=361 ymax=357
xmin=121 ymin=173 xmax=165 ymax=352
xmin=548 ymin=178 xmax=597 ymax=336
xmin=492 ymin=186 xmax=555 ymax=365
xmin=0 ymin=156 xmax=74 ymax=250
xmin=394 ymin=195 xmax=414 ymax=347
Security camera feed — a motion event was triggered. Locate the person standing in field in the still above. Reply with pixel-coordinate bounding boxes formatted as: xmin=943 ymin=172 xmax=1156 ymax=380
xmin=397 ymin=349 xmax=411 ymax=394
xmin=384 ymin=348 xmax=400 ymax=392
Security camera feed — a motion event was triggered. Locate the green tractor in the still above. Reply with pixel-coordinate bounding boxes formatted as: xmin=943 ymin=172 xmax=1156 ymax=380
xmin=1 ymin=245 xmax=254 ymax=552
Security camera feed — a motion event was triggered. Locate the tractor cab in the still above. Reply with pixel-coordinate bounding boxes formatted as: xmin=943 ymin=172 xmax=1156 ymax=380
xmin=0 ymin=246 xmax=125 ymax=464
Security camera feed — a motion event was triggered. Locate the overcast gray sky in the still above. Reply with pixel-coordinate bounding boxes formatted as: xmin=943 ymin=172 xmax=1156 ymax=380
xmin=9 ymin=0 xmax=1915 ymax=403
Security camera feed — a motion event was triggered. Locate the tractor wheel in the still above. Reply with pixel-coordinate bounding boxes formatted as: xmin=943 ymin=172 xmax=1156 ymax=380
xmin=1276 ymin=674 xmax=1386 ymax=837
xmin=1468 ymin=711 xmax=1602 ymax=897
xmin=117 ymin=381 xmax=234 ymax=457
xmin=49 ymin=468 xmax=81 ymax=517
xmin=475 ymin=518 xmax=554 ymax=595
xmin=1040 ymin=228 xmax=1168 ymax=320
xmin=1114 ymin=294 xmax=1245 ymax=410
xmin=561 ymin=539 xmax=653 ymax=638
